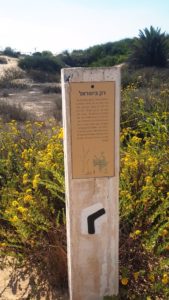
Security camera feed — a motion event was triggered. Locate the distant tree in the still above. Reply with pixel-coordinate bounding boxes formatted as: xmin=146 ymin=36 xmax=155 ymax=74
xmin=41 ymin=50 xmax=53 ymax=57
xmin=59 ymin=39 xmax=134 ymax=68
xmin=32 ymin=52 xmax=42 ymax=56
xmin=130 ymin=26 xmax=169 ymax=67
xmin=3 ymin=47 xmax=20 ymax=58
xmin=32 ymin=51 xmax=53 ymax=57
xmin=19 ymin=55 xmax=61 ymax=73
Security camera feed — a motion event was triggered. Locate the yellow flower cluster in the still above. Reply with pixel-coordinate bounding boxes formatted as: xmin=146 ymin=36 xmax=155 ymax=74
xmin=162 ymin=273 xmax=168 ymax=285
xmin=23 ymin=173 xmax=28 ymax=185
xmin=32 ymin=174 xmax=40 ymax=189
xmin=121 ymin=277 xmax=129 ymax=285
xmin=23 ymin=194 xmax=33 ymax=204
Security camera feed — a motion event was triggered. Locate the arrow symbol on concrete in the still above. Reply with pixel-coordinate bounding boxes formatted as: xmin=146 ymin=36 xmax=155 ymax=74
xmin=87 ymin=208 xmax=106 ymax=234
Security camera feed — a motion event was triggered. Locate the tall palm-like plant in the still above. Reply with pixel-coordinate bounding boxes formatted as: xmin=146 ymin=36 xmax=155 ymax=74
xmin=130 ymin=26 xmax=169 ymax=67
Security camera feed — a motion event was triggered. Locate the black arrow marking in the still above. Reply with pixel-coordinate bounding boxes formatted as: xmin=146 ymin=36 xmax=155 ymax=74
xmin=87 ymin=208 xmax=106 ymax=234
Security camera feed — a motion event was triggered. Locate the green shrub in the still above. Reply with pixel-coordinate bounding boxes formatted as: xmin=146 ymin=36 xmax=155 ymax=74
xmin=52 ymin=95 xmax=62 ymax=122
xmin=119 ymin=79 xmax=169 ymax=299
xmin=119 ymin=112 xmax=169 ymax=299
xmin=43 ymin=85 xmax=61 ymax=94
xmin=19 ymin=55 xmax=61 ymax=73
xmin=3 ymin=47 xmax=20 ymax=58
xmin=27 ymin=69 xmax=60 ymax=83
xmin=0 ymin=121 xmax=66 ymax=286
xmin=0 ymin=102 xmax=34 ymax=122
xmin=122 ymin=66 xmax=169 ymax=89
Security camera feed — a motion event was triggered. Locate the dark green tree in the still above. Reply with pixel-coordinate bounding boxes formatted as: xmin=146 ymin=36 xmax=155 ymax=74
xmin=130 ymin=26 xmax=169 ymax=67
xmin=3 ymin=47 xmax=20 ymax=58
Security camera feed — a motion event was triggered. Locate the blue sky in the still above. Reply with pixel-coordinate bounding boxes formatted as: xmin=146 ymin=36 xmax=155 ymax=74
xmin=0 ymin=0 xmax=169 ymax=54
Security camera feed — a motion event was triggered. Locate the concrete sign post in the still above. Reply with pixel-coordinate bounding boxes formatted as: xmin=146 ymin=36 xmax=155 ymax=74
xmin=61 ymin=67 xmax=120 ymax=300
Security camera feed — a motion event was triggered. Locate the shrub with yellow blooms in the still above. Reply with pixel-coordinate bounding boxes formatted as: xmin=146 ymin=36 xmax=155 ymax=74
xmin=119 ymin=79 xmax=169 ymax=299
xmin=0 ymin=120 xmax=67 ymax=286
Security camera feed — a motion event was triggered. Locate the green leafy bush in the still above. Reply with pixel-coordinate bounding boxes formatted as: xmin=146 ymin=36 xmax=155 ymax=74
xmin=119 ymin=76 xmax=169 ymax=299
xmin=19 ymin=55 xmax=61 ymax=73
xmin=3 ymin=47 xmax=20 ymax=58
xmin=0 ymin=120 xmax=66 ymax=286
xmin=42 ymin=85 xmax=61 ymax=94
xmin=18 ymin=54 xmax=62 ymax=82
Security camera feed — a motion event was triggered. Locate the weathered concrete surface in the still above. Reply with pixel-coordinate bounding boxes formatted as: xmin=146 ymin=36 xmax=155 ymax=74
xmin=62 ymin=67 xmax=120 ymax=300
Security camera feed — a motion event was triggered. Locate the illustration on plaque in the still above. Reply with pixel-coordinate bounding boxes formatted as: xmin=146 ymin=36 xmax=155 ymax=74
xmin=81 ymin=203 xmax=106 ymax=235
xmin=93 ymin=152 xmax=108 ymax=173
xmin=81 ymin=147 xmax=108 ymax=175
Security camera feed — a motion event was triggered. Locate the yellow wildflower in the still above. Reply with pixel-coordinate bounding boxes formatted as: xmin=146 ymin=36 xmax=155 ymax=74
xmin=24 ymin=162 xmax=31 ymax=169
xmin=162 ymin=273 xmax=168 ymax=285
xmin=58 ymin=128 xmax=63 ymax=139
xmin=12 ymin=200 xmax=19 ymax=207
xmin=131 ymin=136 xmax=142 ymax=143
xmin=147 ymin=156 xmax=156 ymax=163
xmin=0 ymin=242 xmax=7 ymax=247
xmin=34 ymin=121 xmax=43 ymax=127
xmin=23 ymin=173 xmax=28 ymax=185
xmin=28 ymin=148 xmax=33 ymax=154
xmin=21 ymin=149 xmax=28 ymax=160
xmin=17 ymin=206 xmax=27 ymax=214
xmin=135 ymin=230 xmax=141 ymax=236
xmin=10 ymin=215 xmax=19 ymax=222
xmin=32 ymin=174 xmax=40 ymax=189
xmin=148 ymin=273 xmax=155 ymax=282
xmin=161 ymin=229 xmax=168 ymax=237
xmin=23 ymin=194 xmax=33 ymax=203
xmin=121 ymin=277 xmax=129 ymax=285
xmin=26 ymin=124 xmax=32 ymax=134
xmin=145 ymin=176 xmax=152 ymax=184
xmin=133 ymin=272 xmax=139 ymax=281
xmin=38 ymin=161 xmax=45 ymax=168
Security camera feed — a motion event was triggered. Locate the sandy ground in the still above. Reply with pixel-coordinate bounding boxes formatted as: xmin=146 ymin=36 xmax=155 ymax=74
xmin=0 ymin=56 xmax=62 ymax=121
xmin=0 ymin=262 xmax=68 ymax=300
xmin=0 ymin=87 xmax=62 ymax=121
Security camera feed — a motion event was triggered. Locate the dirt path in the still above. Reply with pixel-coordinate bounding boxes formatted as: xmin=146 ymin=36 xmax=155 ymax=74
xmin=0 ymin=263 xmax=68 ymax=300
xmin=0 ymin=87 xmax=62 ymax=121
xmin=0 ymin=56 xmax=62 ymax=122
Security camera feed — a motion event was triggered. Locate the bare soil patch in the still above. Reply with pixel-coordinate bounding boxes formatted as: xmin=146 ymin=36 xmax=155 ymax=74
xmin=0 ymin=85 xmax=62 ymax=121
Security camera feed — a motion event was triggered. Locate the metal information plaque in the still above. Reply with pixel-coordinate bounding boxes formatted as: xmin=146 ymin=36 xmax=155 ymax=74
xmin=70 ymin=81 xmax=115 ymax=179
